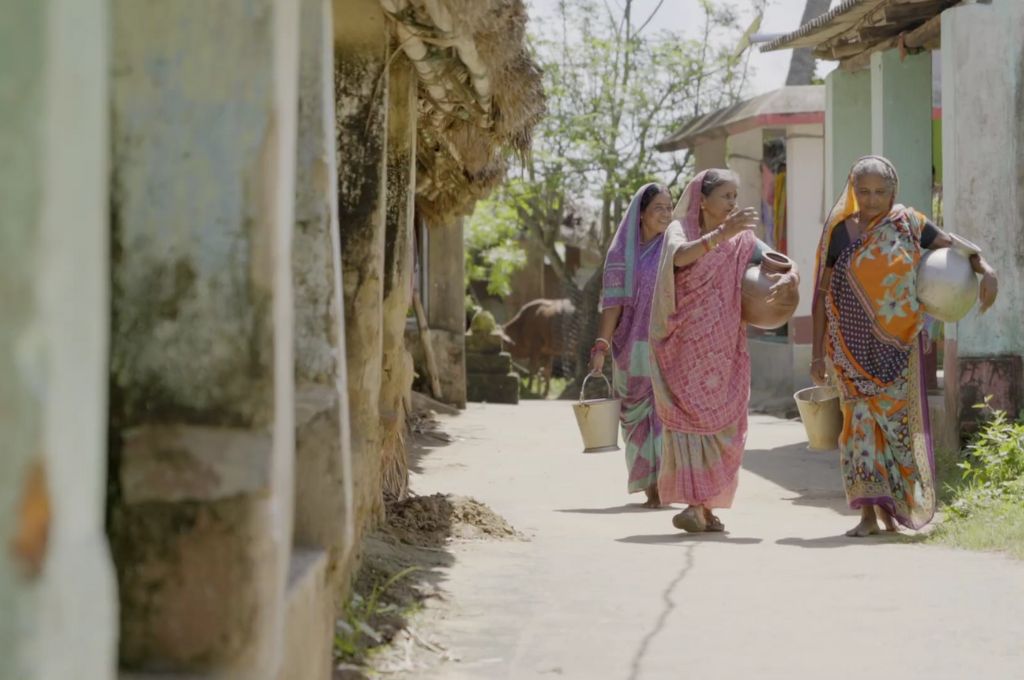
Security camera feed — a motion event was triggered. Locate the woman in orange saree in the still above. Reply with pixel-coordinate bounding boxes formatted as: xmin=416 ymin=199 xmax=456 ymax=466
xmin=811 ymin=156 xmax=998 ymax=537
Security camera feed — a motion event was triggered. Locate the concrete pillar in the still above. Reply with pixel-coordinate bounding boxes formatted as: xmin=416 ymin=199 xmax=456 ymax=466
xmin=784 ymin=123 xmax=825 ymax=392
xmin=292 ymin=0 xmax=356 ymax=610
xmin=107 ymin=1 xmax=299 ymax=676
xmin=870 ymin=49 xmax=933 ymax=217
xmin=0 ymin=2 xmax=117 ymax=678
xmin=942 ymin=0 xmax=1024 ymax=429
xmin=694 ymin=137 xmax=728 ymax=172
xmin=428 ymin=218 xmax=469 ymax=408
xmin=825 ymin=68 xmax=871 ymax=201
xmin=727 ymin=128 xmax=763 ymax=223
xmin=335 ymin=0 xmax=390 ymax=528
xmin=380 ymin=55 xmax=418 ymax=500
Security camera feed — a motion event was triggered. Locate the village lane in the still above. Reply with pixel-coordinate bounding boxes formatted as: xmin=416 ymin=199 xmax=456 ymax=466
xmin=401 ymin=400 xmax=1024 ymax=680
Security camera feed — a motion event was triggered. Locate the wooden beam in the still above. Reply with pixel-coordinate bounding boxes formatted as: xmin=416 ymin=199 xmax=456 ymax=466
xmin=884 ymin=0 xmax=948 ymax=23
xmin=903 ymin=12 xmax=943 ymax=49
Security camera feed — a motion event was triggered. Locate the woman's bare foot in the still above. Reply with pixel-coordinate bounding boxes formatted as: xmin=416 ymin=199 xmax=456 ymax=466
xmin=846 ymin=506 xmax=880 ymax=537
xmin=875 ymin=505 xmax=898 ymax=532
xmin=642 ymin=484 xmax=661 ymax=509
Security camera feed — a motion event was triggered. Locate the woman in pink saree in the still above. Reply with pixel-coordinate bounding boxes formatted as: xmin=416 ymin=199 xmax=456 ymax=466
xmin=650 ymin=169 xmax=798 ymax=532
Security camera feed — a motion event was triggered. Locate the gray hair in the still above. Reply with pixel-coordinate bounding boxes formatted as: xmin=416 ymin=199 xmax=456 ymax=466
xmin=851 ymin=156 xmax=898 ymax=190
xmin=701 ymin=168 xmax=739 ymax=197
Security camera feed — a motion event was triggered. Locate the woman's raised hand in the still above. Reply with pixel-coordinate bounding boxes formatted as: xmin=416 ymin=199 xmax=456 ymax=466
xmin=719 ymin=207 xmax=760 ymax=240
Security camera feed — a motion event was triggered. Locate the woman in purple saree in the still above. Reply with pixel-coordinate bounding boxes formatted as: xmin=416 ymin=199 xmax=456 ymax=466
xmin=590 ymin=184 xmax=673 ymax=507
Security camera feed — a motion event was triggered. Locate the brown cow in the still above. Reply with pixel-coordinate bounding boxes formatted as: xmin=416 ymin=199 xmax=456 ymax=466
xmin=502 ymin=298 xmax=576 ymax=396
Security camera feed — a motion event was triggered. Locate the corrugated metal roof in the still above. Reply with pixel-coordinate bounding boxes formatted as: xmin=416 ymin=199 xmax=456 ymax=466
xmin=760 ymin=0 xmax=884 ymax=52
xmin=759 ymin=0 xmax=954 ymax=61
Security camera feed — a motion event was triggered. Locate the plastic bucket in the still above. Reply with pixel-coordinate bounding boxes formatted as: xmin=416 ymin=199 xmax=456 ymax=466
xmin=794 ymin=386 xmax=843 ymax=451
xmin=572 ymin=374 xmax=621 ymax=453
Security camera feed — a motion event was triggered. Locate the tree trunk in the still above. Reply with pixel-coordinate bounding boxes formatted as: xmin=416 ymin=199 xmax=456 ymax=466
xmin=786 ymin=0 xmax=831 ymax=85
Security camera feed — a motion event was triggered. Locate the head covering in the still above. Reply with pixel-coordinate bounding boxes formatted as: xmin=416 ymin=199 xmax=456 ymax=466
xmin=670 ymin=170 xmax=709 ymax=241
xmin=812 ymin=155 xmax=900 ymax=306
xmin=601 ymin=183 xmax=665 ymax=310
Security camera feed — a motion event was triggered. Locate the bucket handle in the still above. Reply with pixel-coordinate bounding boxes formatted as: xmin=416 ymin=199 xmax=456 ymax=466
xmin=579 ymin=373 xmax=613 ymax=403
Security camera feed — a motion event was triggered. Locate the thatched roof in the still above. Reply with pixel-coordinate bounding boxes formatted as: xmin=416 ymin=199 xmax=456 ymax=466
xmin=380 ymin=0 xmax=545 ymax=224
xmin=760 ymin=0 xmax=956 ymax=70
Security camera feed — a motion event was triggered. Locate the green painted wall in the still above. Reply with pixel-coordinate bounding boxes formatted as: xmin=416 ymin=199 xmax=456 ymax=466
xmin=871 ymin=49 xmax=933 ymax=218
xmin=825 ymin=68 xmax=872 ymax=202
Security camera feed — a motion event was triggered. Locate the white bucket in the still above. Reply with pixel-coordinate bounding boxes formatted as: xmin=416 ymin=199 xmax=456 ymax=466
xmin=794 ymin=386 xmax=843 ymax=451
xmin=572 ymin=374 xmax=621 ymax=453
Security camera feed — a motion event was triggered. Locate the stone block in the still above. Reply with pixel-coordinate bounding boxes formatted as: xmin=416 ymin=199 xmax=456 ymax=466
xmin=958 ymin=354 xmax=1023 ymax=432
xmin=466 ymin=331 xmax=504 ymax=355
xmin=466 ymin=351 xmax=513 ymax=374
xmin=467 ymin=373 xmax=520 ymax=404
xmin=120 ymin=425 xmax=272 ymax=504
xmin=278 ymin=548 xmax=332 ymax=680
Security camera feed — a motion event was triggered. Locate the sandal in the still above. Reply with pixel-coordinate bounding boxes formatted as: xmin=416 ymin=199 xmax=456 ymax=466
xmin=704 ymin=513 xmax=725 ymax=532
xmin=672 ymin=507 xmax=707 ymax=533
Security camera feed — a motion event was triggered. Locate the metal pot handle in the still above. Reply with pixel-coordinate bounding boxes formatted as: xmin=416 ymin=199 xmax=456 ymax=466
xmin=579 ymin=373 xmax=613 ymax=403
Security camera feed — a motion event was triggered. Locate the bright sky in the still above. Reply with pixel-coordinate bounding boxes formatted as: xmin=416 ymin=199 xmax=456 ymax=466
xmin=526 ymin=0 xmax=840 ymax=96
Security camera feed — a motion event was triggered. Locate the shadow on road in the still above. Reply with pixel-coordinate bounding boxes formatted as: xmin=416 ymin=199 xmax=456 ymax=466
xmin=617 ymin=533 xmax=763 ymax=545
xmin=743 ymin=441 xmax=851 ymax=515
xmin=556 ymin=504 xmax=676 ymax=514
xmin=776 ymin=533 xmax=906 ymax=549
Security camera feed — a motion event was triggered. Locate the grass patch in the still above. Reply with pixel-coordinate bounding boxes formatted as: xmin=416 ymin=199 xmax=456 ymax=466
xmin=926 ymin=405 xmax=1024 ymax=560
xmin=928 ymin=501 xmax=1024 ymax=560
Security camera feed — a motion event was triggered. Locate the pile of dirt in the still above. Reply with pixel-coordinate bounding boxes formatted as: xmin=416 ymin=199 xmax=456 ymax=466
xmin=383 ymin=493 xmax=519 ymax=547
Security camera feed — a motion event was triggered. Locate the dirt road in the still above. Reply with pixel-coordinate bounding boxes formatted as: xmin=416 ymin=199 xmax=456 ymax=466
xmin=400 ymin=401 xmax=1024 ymax=680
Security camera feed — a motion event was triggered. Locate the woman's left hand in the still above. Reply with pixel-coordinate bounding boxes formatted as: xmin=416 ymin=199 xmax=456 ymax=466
xmin=766 ymin=272 xmax=798 ymax=304
xmin=979 ymin=269 xmax=998 ymax=313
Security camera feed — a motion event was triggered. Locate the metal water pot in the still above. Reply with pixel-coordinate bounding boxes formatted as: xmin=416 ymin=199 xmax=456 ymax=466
xmin=741 ymin=251 xmax=800 ymax=329
xmin=917 ymin=234 xmax=980 ymax=323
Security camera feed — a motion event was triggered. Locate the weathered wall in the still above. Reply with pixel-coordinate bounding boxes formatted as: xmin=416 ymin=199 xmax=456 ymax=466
xmin=293 ymin=0 xmax=357 ymax=604
xmin=380 ymin=54 xmax=418 ymax=500
xmin=825 ymin=68 xmax=871 ymax=201
xmin=334 ymin=0 xmax=390 ymax=529
xmin=942 ymin=0 xmax=1024 ymax=359
xmin=428 ymin=218 xmax=469 ymax=408
xmin=108 ymin=1 xmax=299 ymax=675
xmin=0 ymin=1 xmax=118 ymax=678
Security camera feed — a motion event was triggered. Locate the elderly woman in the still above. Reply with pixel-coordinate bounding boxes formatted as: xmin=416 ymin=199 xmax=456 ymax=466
xmin=811 ymin=155 xmax=998 ymax=537
xmin=650 ymin=169 xmax=798 ymax=532
xmin=590 ymin=183 xmax=674 ymax=507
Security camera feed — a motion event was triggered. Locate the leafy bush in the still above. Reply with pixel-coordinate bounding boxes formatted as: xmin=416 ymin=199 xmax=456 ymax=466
xmin=947 ymin=404 xmax=1024 ymax=518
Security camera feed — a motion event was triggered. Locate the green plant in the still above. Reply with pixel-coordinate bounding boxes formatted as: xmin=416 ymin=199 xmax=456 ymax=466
xmin=333 ymin=565 xmax=421 ymax=663
xmin=947 ymin=402 xmax=1024 ymax=518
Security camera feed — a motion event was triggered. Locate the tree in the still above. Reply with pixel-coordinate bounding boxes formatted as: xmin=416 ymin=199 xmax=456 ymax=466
xmin=473 ymin=0 xmax=755 ymax=391
xmin=786 ymin=0 xmax=831 ymax=85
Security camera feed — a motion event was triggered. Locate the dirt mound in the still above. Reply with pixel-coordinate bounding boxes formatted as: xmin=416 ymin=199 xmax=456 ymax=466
xmin=384 ymin=493 xmax=518 ymax=547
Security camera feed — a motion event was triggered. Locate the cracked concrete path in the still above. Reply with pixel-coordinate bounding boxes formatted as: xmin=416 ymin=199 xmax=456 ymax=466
xmin=405 ymin=401 xmax=1024 ymax=680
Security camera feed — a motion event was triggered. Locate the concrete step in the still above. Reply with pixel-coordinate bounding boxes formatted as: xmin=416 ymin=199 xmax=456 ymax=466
xmin=279 ymin=547 xmax=332 ymax=680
